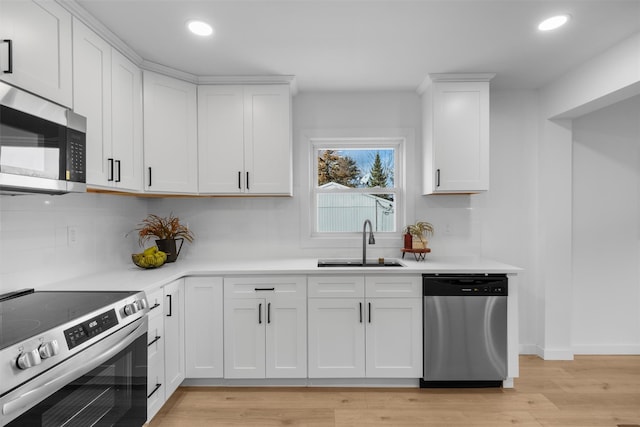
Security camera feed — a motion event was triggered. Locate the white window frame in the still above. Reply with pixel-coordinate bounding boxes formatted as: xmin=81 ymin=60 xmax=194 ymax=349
xmin=299 ymin=128 xmax=415 ymax=249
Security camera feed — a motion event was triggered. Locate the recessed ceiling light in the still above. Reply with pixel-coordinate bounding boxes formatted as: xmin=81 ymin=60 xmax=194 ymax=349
xmin=187 ymin=20 xmax=214 ymax=37
xmin=538 ymin=14 xmax=571 ymax=31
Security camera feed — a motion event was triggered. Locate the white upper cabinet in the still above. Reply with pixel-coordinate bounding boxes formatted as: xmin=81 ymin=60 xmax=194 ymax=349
xmin=73 ymin=19 xmax=142 ymax=192
xmin=110 ymin=49 xmax=143 ymax=191
xmin=0 ymin=0 xmax=73 ymax=107
xmin=143 ymin=71 xmax=198 ymax=194
xmin=72 ymin=19 xmax=111 ymax=187
xmin=422 ymin=74 xmax=494 ymax=194
xmin=198 ymin=84 xmax=292 ymax=195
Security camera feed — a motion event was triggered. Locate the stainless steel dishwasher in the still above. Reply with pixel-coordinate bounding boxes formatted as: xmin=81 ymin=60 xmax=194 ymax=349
xmin=421 ymin=274 xmax=508 ymax=387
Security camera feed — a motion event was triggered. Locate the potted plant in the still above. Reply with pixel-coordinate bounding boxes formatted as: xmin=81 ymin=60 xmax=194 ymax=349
xmin=404 ymin=221 xmax=434 ymax=249
xmin=137 ymin=213 xmax=194 ymax=262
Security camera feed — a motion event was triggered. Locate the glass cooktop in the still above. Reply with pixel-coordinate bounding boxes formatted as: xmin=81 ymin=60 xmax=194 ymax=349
xmin=0 ymin=290 xmax=137 ymax=350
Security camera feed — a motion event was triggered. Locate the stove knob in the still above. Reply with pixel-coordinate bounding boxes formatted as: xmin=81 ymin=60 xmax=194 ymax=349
xmin=138 ymin=298 xmax=148 ymax=310
xmin=17 ymin=349 xmax=42 ymax=370
xmin=39 ymin=340 xmax=60 ymax=359
xmin=124 ymin=302 xmax=139 ymax=316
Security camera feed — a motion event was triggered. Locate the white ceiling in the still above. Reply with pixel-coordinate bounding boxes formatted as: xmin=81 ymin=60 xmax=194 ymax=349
xmin=75 ymin=0 xmax=640 ymax=92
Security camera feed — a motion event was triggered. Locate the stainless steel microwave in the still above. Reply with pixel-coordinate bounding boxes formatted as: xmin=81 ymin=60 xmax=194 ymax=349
xmin=0 ymin=82 xmax=86 ymax=195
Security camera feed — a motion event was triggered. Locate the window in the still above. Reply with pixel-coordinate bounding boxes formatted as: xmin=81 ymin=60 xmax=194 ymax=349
xmin=311 ymin=138 xmax=402 ymax=235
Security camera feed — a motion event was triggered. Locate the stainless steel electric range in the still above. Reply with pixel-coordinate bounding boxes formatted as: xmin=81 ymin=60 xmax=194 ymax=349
xmin=0 ymin=288 xmax=149 ymax=426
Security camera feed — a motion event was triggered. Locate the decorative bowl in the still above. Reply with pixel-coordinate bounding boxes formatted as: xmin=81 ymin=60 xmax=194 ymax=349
xmin=131 ymin=253 xmax=166 ymax=269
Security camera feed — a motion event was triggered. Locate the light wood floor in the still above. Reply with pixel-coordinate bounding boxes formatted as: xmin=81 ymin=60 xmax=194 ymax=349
xmin=149 ymin=355 xmax=640 ymax=427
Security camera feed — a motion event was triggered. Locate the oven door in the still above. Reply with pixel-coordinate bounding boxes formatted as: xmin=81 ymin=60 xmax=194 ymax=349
xmin=1 ymin=317 xmax=147 ymax=427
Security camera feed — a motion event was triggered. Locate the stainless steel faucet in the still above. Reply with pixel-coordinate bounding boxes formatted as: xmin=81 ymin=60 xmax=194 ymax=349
xmin=362 ymin=219 xmax=375 ymax=265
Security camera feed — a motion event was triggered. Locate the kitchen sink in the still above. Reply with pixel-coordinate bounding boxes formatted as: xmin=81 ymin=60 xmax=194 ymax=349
xmin=317 ymin=258 xmax=405 ymax=267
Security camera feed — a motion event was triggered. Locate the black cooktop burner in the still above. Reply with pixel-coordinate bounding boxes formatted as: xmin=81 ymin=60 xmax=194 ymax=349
xmin=0 ymin=290 xmax=137 ymax=350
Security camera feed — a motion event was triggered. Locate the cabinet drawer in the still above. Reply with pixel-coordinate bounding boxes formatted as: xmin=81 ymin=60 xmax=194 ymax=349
xmin=308 ymin=275 xmax=365 ymax=298
xmin=365 ymin=275 xmax=421 ymax=298
xmin=147 ymin=353 xmax=165 ymax=421
xmin=146 ymin=288 xmax=164 ymax=319
xmin=224 ymin=276 xmax=306 ymax=299
xmin=147 ymin=313 xmax=164 ymax=359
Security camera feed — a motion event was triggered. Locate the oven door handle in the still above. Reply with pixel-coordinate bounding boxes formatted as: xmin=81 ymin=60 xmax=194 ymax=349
xmin=2 ymin=319 xmax=146 ymax=417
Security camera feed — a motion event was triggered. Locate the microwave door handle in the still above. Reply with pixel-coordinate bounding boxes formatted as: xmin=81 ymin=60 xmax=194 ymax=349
xmin=2 ymin=320 xmax=145 ymax=417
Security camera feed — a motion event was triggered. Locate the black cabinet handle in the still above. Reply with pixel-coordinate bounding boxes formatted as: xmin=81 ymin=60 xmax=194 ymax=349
xmin=147 ymin=383 xmax=162 ymax=399
xmin=149 ymin=302 xmax=160 ymax=312
xmin=147 ymin=335 xmax=161 ymax=347
xmin=267 ymin=302 xmax=271 ymax=324
xmin=238 ymin=171 xmax=241 ymax=189
xmin=107 ymin=158 xmax=114 ymax=181
xmin=359 ymin=302 xmax=362 ymax=323
xmin=148 ymin=167 xmax=152 ymax=187
xmin=254 ymin=287 xmax=275 ymax=292
xmin=246 ymin=171 xmax=249 ymax=190
xmin=2 ymin=39 xmax=12 ymax=74
xmin=368 ymin=302 xmax=371 ymax=323
xmin=115 ymin=160 xmax=121 ymax=182
xmin=436 ymin=169 xmax=441 ymax=187
xmin=258 ymin=303 xmax=262 ymax=324
xmin=166 ymin=294 xmax=172 ymax=317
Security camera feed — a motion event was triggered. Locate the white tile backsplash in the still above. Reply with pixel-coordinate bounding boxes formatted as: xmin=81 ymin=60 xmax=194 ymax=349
xmin=0 ymin=192 xmax=147 ymax=294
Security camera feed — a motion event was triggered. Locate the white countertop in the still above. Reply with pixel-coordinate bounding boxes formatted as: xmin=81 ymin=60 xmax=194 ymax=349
xmin=41 ymin=256 xmax=521 ymax=294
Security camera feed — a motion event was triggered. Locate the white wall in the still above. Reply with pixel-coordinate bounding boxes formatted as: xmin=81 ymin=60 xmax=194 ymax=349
xmin=476 ymin=89 xmax=539 ymax=353
xmin=535 ymin=31 xmax=640 ymax=359
xmin=0 ymin=193 xmax=146 ymax=294
xmin=571 ymin=95 xmax=640 ymax=354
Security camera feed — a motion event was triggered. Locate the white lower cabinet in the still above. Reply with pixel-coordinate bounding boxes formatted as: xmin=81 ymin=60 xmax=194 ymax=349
xmin=145 ymin=288 xmax=165 ymax=422
xmin=164 ymin=279 xmax=185 ymax=397
xmin=365 ymin=297 xmax=422 ymax=377
xmin=146 ymin=279 xmax=185 ymax=422
xmin=308 ymin=274 xmax=422 ymax=378
xmin=308 ymin=297 xmax=366 ymax=377
xmin=223 ymin=276 xmax=307 ymax=378
xmin=184 ymin=277 xmax=224 ymax=378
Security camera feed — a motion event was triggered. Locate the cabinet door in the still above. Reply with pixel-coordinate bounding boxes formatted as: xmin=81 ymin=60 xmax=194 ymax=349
xmin=72 ymin=18 xmax=112 ymax=188
xmin=197 ymin=85 xmax=245 ymax=193
xmin=184 ymin=277 xmax=223 ymax=378
xmin=423 ymin=80 xmax=490 ymax=194
xmin=0 ymin=0 xmax=72 ymax=106
xmin=365 ymin=298 xmax=423 ymax=378
xmin=111 ymin=49 xmax=142 ymax=191
xmin=244 ymin=85 xmax=292 ymax=195
xmin=308 ymin=298 xmax=365 ymax=378
xmin=265 ymin=297 xmax=307 ymax=378
xmin=224 ymin=298 xmax=266 ymax=378
xmin=143 ymin=71 xmax=198 ymax=193
xmin=164 ymin=279 xmax=185 ymax=397
xmin=146 ymin=311 xmax=165 ymax=422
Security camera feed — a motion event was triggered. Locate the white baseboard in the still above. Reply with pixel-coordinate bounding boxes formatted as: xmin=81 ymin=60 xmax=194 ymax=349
xmin=572 ymin=344 xmax=640 ymax=355
xmin=519 ymin=343 xmax=640 ymax=359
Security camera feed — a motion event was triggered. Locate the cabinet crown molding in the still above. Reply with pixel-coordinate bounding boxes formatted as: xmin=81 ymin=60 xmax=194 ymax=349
xmin=416 ymin=73 xmax=496 ymax=95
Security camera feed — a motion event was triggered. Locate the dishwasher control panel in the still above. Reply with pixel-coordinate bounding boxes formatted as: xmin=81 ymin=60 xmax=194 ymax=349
xmin=422 ymin=274 xmax=508 ymax=296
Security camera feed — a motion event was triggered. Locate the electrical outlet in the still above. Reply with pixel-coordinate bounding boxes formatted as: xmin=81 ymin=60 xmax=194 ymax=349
xmin=67 ymin=226 xmax=77 ymax=245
